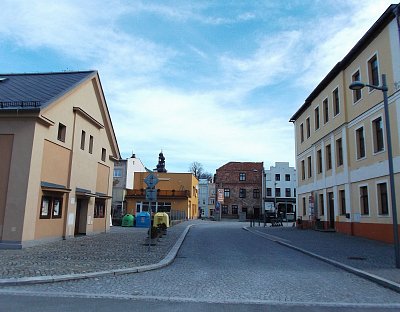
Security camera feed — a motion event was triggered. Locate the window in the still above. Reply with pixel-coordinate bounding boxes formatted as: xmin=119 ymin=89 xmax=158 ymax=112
xmin=302 ymin=197 xmax=306 ymax=216
xmin=360 ymin=186 xmax=369 ymax=215
xmin=294 ymin=188 xmax=296 ymax=197
xmin=306 ymin=117 xmax=310 ymax=138
xmin=285 ymin=174 xmax=290 ymax=181
xmin=80 ymin=130 xmax=86 ymax=150
xmin=323 ymin=98 xmax=329 ymax=123
xmin=113 ymin=169 xmax=122 ymax=177
xmin=307 ymin=156 xmax=312 ymax=178
xmin=101 ymin=148 xmax=106 ymax=161
xmin=232 ymin=205 xmax=238 ymax=215
xmin=57 ymin=123 xmax=66 ymax=142
xmin=317 ymin=149 xmax=322 ymax=173
xmin=372 ymin=117 xmax=384 ymax=153
xmin=275 ymin=174 xmax=280 ymax=181
xmin=300 ymin=123 xmax=304 ymax=143
xmin=275 ymin=188 xmax=281 ymax=197
xmin=339 ymin=190 xmax=346 ymax=215
xmin=368 ymin=54 xmax=379 ymax=88
xmin=89 ymin=135 xmax=94 ymax=154
xmin=40 ymin=195 xmax=63 ymax=219
xmin=319 ymin=194 xmax=324 ymax=216
xmin=352 ymin=70 xmax=362 ymax=103
xmin=266 ymin=188 xmax=272 ymax=196
xmin=336 ymin=138 xmax=343 ymax=166
xmin=333 ymin=88 xmax=340 ymax=116
xmin=356 ymin=127 xmax=366 ymax=159
xmin=315 ymin=107 xmax=320 ymax=130
xmin=239 ymin=173 xmax=246 ymax=181
xmin=224 ymin=188 xmax=230 ymax=198
xmin=239 ymin=188 xmax=246 ymax=198
xmin=94 ymin=199 xmax=105 ymax=218
xmin=253 ymin=189 xmax=260 ymax=198
xmin=301 ymin=160 xmax=305 ymax=180
xmin=326 ymin=144 xmax=332 ymax=170
xmin=285 ymin=188 xmax=291 ymax=197
xmin=222 ymin=205 xmax=228 ymax=214
xmin=377 ymin=182 xmax=388 ymax=215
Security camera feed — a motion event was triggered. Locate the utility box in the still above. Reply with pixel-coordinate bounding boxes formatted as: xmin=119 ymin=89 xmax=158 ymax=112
xmin=136 ymin=212 xmax=150 ymax=228
xmin=121 ymin=214 xmax=134 ymax=227
xmin=154 ymin=212 xmax=170 ymax=228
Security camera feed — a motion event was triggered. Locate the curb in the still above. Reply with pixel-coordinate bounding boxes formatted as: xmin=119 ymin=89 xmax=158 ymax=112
xmin=0 ymin=224 xmax=194 ymax=287
xmin=243 ymin=226 xmax=400 ymax=294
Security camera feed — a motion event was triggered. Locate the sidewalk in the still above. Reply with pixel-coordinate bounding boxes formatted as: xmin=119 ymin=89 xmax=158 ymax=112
xmin=245 ymin=224 xmax=400 ymax=292
xmin=0 ymin=220 xmax=196 ymax=286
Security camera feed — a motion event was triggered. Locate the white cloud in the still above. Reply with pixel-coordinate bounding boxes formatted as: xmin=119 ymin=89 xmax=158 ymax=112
xmin=0 ymin=0 xmax=394 ymax=173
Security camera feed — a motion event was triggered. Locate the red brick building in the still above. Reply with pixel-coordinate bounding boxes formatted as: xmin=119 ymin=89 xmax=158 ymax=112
xmin=215 ymin=162 xmax=264 ymax=219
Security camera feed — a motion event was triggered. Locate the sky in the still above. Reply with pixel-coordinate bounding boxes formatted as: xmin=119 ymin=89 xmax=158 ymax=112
xmin=0 ymin=0 xmax=395 ymax=174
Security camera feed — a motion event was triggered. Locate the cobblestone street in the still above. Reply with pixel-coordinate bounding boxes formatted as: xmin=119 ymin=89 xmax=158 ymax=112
xmin=1 ymin=221 xmax=400 ymax=310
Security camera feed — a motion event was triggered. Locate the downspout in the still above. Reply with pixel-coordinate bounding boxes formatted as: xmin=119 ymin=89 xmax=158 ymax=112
xmin=63 ymin=111 xmax=77 ymax=239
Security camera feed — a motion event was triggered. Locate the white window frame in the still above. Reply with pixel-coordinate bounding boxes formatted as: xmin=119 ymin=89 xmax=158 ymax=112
xmin=351 ymin=67 xmax=363 ymax=105
xmin=370 ymin=114 xmax=385 ymax=155
xmin=375 ymin=179 xmax=390 ymax=217
xmin=354 ymin=125 xmax=366 ymax=161
xmin=332 ymin=85 xmax=340 ymax=118
xmin=366 ymin=51 xmax=380 ymax=94
xmin=358 ymin=184 xmax=370 ymax=216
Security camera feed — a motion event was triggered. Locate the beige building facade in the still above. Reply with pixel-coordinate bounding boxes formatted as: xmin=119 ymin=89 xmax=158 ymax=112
xmin=0 ymin=71 xmax=120 ymax=248
xmin=290 ymin=4 xmax=400 ymax=243
xmin=125 ymin=172 xmax=199 ymax=220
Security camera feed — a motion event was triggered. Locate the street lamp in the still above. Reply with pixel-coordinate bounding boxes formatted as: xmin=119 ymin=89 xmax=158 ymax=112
xmin=349 ymin=74 xmax=400 ymax=268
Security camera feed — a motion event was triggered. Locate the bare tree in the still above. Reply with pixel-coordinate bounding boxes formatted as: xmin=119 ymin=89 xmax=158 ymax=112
xmin=188 ymin=161 xmax=204 ymax=180
xmin=189 ymin=162 xmax=213 ymax=182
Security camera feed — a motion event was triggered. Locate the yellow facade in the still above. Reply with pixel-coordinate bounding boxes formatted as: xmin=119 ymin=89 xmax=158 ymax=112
xmin=290 ymin=5 xmax=400 ymax=243
xmin=0 ymin=71 xmax=120 ymax=248
xmin=125 ymin=172 xmax=199 ymax=220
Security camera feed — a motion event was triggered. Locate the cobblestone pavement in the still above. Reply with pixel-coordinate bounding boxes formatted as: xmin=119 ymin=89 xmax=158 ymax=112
xmin=0 ymin=220 xmax=194 ymax=279
xmin=246 ymin=224 xmax=400 ymax=285
xmin=2 ymin=221 xmax=400 ymax=308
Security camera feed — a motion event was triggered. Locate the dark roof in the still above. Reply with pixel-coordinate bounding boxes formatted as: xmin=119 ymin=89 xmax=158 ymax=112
xmin=216 ymin=162 xmax=264 ymax=172
xmin=0 ymin=71 xmax=96 ymax=110
xmin=289 ymin=4 xmax=398 ymax=122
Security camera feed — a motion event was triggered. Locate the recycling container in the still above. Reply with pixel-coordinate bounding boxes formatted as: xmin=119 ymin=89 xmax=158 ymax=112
xmin=154 ymin=212 xmax=170 ymax=228
xmin=121 ymin=214 xmax=134 ymax=227
xmin=136 ymin=212 xmax=151 ymax=228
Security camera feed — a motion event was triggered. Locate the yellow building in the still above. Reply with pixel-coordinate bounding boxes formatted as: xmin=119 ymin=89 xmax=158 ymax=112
xmin=0 ymin=71 xmax=120 ymax=248
xmin=290 ymin=4 xmax=400 ymax=243
xmin=125 ymin=172 xmax=199 ymax=221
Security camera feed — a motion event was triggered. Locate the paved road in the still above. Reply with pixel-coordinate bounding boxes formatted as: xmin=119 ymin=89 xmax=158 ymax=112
xmin=1 ymin=222 xmax=400 ymax=310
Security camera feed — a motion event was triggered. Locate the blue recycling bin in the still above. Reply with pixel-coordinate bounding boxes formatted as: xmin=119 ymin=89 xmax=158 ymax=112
xmin=136 ymin=212 xmax=150 ymax=228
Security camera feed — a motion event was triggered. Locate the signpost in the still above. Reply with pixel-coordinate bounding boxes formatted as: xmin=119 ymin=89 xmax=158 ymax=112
xmin=144 ymin=173 xmax=159 ymax=251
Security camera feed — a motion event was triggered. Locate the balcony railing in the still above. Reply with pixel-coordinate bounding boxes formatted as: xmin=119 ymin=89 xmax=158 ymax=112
xmin=127 ymin=189 xmax=191 ymax=198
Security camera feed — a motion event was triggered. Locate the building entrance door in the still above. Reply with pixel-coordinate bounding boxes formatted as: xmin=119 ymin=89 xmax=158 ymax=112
xmin=75 ymin=199 xmax=88 ymax=235
xmin=328 ymin=192 xmax=335 ymax=229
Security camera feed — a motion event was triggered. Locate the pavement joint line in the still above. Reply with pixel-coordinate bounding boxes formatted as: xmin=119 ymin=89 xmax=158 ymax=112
xmin=244 ymin=227 xmax=291 ymax=244
xmin=0 ymin=224 xmax=194 ymax=287
xmin=243 ymin=226 xmax=400 ymax=294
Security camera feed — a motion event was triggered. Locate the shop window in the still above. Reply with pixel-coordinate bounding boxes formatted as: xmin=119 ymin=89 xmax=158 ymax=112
xmin=40 ymin=195 xmax=63 ymax=219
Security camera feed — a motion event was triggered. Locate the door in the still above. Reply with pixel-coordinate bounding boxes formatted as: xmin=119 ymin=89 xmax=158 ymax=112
xmin=328 ymin=192 xmax=335 ymax=229
xmin=75 ymin=199 xmax=88 ymax=235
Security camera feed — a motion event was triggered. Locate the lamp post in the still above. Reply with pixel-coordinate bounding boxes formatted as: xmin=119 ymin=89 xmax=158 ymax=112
xmin=349 ymin=74 xmax=400 ymax=268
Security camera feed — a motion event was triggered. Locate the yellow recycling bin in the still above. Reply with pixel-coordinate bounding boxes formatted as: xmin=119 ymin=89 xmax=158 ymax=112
xmin=154 ymin=212 xmax=169 ymax=228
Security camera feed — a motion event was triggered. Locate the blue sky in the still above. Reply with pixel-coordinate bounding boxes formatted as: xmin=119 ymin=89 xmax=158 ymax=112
xmin=0 ymin=0 xmax=394 ymax=173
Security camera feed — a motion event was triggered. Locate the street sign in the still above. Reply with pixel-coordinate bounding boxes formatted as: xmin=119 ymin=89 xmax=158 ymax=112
xmin=217 ymin=189 xmax=224 ymax=203
xmin=145 ymin=188 xmax=157 ymax=201
xmin=144 ymin=173 xmax=159 ymax=188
